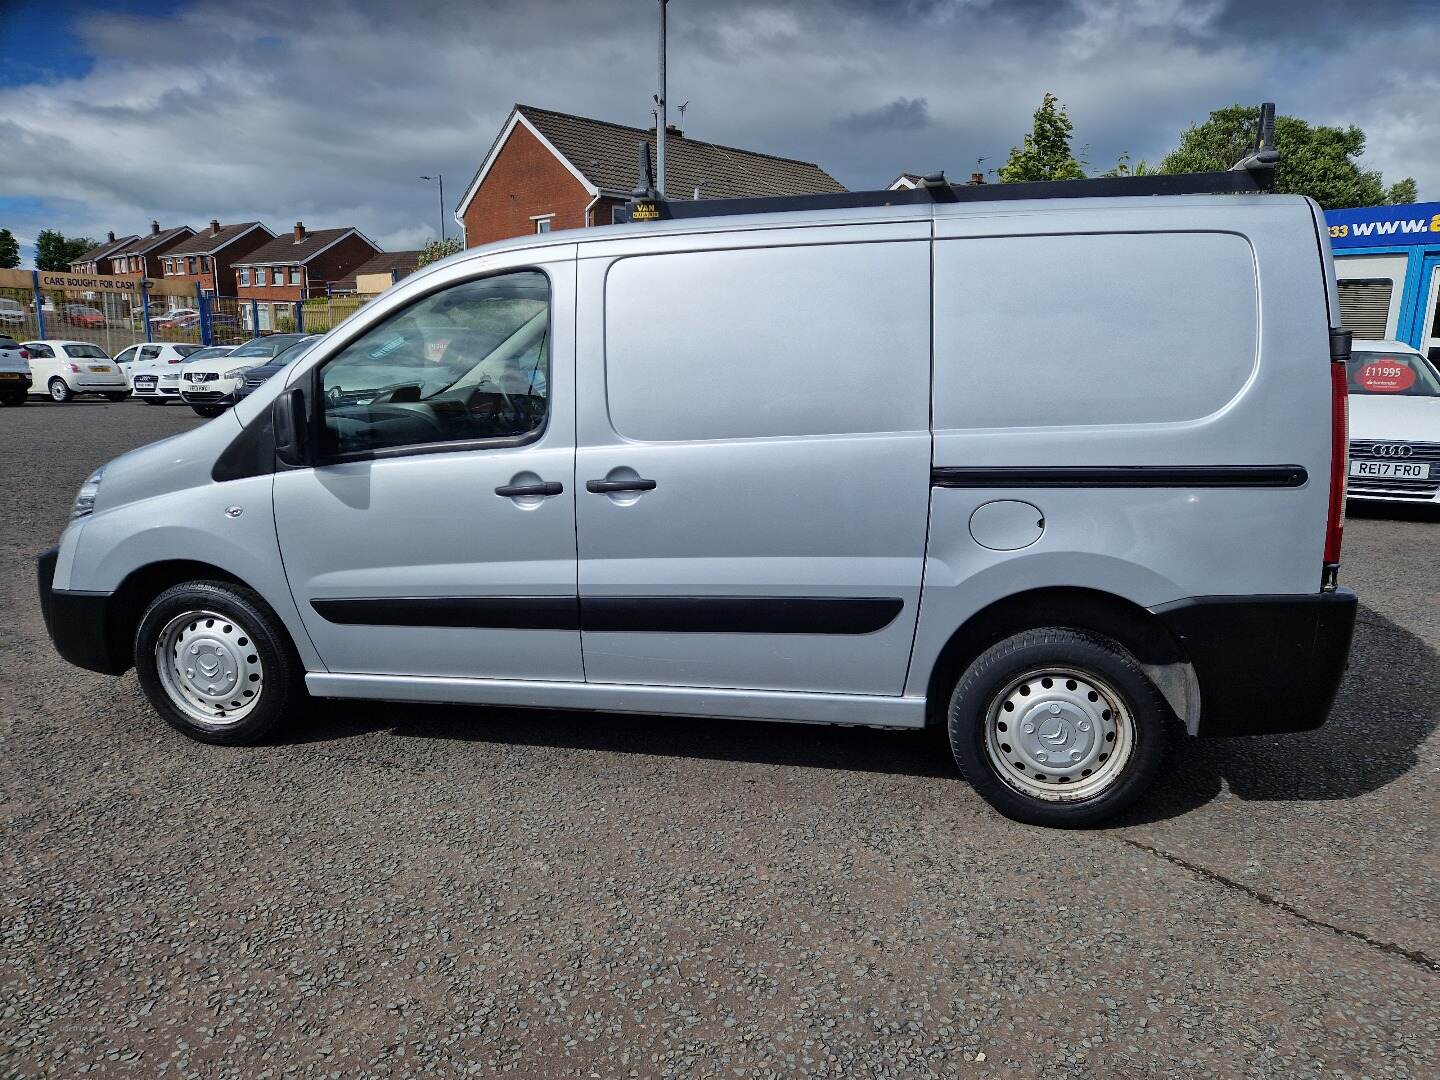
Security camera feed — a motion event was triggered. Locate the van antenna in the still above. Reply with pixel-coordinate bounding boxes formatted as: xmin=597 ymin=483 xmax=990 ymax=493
xmin=1229 ymin=101 xmax=1278 ymax=186
xmin=632 ymin=140 xmax=658 ymax=198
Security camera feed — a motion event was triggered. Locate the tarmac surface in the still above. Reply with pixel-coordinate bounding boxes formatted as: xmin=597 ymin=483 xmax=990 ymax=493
xmin=2 ymin=399 xmax=1436 ymax=1078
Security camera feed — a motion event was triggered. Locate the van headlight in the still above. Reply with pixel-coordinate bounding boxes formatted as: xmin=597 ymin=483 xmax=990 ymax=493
xmin=72 ymin=466 xmax=104 ymax=519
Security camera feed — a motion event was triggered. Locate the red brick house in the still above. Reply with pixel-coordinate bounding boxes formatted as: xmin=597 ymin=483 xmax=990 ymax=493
xmin=455 ymin=104 xmax=847 ymax=247
xmin=232 ymin=222 xmax=381 ymax=332
xmin=160 ymin=219 xmax=275 ymax=298
xmin=69 ymin=231 xmax=139 ymax=276
xmin=106 ymin=221 xmax=195 ymax=277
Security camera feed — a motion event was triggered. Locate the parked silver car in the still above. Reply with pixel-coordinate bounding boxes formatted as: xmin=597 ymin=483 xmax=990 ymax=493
xmin=36 ymin=167 xmax=1356 ymax=826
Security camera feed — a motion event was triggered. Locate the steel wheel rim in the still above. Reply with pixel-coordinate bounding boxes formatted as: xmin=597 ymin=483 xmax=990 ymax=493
xmin=983 ymin=666 xmax=1135 ymax=802
xmin=154 ymin=609 xmax=264 ymax=726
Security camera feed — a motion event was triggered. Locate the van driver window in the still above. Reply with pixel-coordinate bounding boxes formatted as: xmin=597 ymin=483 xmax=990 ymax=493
xmin=318 ymin=270 xmax=549 ymax=457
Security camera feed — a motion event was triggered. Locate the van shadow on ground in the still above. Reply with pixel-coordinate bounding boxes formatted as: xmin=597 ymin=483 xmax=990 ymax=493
xmin=287 ymin=603 xmax=1437 ymax=826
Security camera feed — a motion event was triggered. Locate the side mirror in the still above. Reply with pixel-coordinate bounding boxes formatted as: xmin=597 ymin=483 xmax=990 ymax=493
xmin=272 ymin=387 xmax=308 ymax=467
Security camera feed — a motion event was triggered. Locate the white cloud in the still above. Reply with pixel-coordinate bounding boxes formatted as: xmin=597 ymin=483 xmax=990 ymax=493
xmin=0 ymin=0 xmax=1434 ymax=263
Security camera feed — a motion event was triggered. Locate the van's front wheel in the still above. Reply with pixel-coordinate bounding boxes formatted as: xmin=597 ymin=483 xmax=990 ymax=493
xmin=948 ymin=628 xmax=1168 ymax=827
xmin=134 ymin=581 xmax=299 ymax=745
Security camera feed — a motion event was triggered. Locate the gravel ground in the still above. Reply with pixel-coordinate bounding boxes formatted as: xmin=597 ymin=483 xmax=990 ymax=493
xmin=2 ymin=400 xmax=1436 ymax=1079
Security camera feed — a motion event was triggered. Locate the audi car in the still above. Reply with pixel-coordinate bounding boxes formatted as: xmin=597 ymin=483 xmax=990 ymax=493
xmin=1346 ymin=339 xmax=1440 ymax=507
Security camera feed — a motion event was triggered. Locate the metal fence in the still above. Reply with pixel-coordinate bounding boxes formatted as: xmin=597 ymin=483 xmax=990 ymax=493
xmin=0 ymin=269 xmax=381 ymax=357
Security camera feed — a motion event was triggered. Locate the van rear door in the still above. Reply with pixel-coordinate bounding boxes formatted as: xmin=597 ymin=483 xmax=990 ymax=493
xmin=573 ymin=225 xmax=932 ymax=695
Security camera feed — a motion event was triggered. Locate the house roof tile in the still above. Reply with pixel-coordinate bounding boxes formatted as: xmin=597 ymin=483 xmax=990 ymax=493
xmin=461 ymin=104 xmax=846 ymax=212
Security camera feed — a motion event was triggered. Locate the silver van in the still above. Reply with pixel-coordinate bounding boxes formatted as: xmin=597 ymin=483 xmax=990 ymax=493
xmin=35 ymin=137 xmax=1359 ymax=826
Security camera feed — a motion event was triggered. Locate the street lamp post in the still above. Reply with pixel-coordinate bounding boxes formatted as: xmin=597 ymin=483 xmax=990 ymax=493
xmin=419 ymin=174 xmax=446 ymax=243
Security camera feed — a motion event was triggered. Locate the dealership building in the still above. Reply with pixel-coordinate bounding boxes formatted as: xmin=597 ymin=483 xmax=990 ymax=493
xmin=1325 ymin=201 xmax=1440 ymax=360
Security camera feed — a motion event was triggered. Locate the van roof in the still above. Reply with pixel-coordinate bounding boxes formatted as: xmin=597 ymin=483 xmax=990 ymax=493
xmin=437 ymin=192 xmax=1315 ymax=271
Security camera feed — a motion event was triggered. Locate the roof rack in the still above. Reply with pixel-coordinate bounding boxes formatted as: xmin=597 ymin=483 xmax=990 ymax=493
xmin=618 ymin=102 xmax=1279 ymax=224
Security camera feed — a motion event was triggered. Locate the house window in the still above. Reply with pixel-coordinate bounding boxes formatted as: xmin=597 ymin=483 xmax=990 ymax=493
xmin=256 ymin=267 xmax=268 ymax=286
xmin=186 ymin=256 xmax=196 ymax=274
xmin=239 ymin=268 xmax=251 ymax=286
xmin=611 ymin=205 xmax=626 ymax=224
xmin=533 ymin=215 xmax=554 ymax=234
xmin=290 ymin=267 xmax=302 ymax=285
xmin=163 ymin=259 xmax=172 ymax=274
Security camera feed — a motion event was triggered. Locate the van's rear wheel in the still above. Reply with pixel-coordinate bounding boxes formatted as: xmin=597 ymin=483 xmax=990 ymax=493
xmin=134 ymin=581 xmax=299 ymax=745
xmin=948 ymin=628 xmax=1167 ymax=827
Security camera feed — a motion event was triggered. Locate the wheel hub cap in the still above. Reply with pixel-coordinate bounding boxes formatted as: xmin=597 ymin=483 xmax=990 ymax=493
xmin=155 ymin=610 xmax=263 ymax=726
xmin=984 ymin=667 xmax=1135 ymax=802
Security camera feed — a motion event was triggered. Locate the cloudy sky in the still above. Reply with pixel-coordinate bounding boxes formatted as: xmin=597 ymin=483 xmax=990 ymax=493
xmin=1 ymin=0 xmax=1436 ymax=265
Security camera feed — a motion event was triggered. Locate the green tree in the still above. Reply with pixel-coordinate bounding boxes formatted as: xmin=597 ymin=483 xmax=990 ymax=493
xmin=1386 ymin=177 xmax=1418 ymax=205
xmin=415 ymin=236 xmax=463 ymax=269
xmin=0 ymin=228 xmax=19 ymax=269
xmin=33 ymin=229 xmax=97 ymax=272
xmin=1103 ymin=152 xmax=1153 ymax=178
xmin=1158 ymin=105 xmax=1418 ymax=209
xmin=999 ymin=93 xmax=1086 ymax=184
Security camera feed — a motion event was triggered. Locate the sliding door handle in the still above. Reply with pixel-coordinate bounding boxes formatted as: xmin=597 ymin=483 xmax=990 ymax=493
xmin=586 ymin=477 xmax=657 ymax=494
xmin=495 ymin=480 xmax=563 ymax=497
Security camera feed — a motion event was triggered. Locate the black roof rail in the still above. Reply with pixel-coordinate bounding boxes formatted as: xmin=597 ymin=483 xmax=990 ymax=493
xmin=618 ymin=102 xmax=1281 ymax=225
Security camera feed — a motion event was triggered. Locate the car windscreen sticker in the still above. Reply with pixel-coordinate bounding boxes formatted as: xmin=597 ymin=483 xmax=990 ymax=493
xmin=1357 ymin=359 xmax=1416 ymax=393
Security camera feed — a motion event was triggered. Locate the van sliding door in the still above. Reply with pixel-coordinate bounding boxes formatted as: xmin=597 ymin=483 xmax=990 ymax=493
xmin=573 ymin=227 xmax=932 ymax=695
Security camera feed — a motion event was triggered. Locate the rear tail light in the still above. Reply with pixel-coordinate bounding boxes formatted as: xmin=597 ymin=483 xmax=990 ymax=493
xmin=19 ymin=349 xmax=28 ymax=359
xmin=67 ymin=362 xmax=81 ymax=373
xmin=1323 ymin=328 xmax=1351 ymax=589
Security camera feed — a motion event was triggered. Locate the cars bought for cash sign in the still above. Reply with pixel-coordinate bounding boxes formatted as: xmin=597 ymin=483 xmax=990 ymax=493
xmin=35 ymin=271 xmax=149 ymax=293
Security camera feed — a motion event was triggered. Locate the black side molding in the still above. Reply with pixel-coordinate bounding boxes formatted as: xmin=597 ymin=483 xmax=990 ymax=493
xmin=932 ymin=465 xmax=1308 ymax=489
xmin=310 ymin=595 xmax=904 ymax=635
xmin=581 ymin=596 xmax=903 ymax=635
xmin=312 ymin=596 xmax=580 ymax=630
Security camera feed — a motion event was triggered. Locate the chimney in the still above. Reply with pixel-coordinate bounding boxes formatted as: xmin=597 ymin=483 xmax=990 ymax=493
xmin=967 ymin=172 xmax=987 ymax=186
xmin=210 ymin=218 xmax=221 ymax=235
xmin=106 ymin=230 xmax=115 ymax=242
xmin=151 ymin=219 xmax=160 ymax=234
xmin=293 ymin=221 xmax=306 ymax=243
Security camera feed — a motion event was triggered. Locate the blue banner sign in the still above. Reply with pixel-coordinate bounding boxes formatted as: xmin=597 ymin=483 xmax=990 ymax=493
xmin=1325 ymin=202 xmax=1440 ymax=249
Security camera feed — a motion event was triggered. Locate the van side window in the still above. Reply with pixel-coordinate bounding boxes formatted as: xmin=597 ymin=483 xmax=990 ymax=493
xmin=317 ymin=270 xmax=549 ymax=458
xmin=604 ymin=243 xmax=930 ymax=441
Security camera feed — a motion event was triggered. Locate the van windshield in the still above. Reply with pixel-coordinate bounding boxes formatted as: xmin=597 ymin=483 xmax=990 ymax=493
xmin=1346 ymin=351 xmax=1440 ymax=397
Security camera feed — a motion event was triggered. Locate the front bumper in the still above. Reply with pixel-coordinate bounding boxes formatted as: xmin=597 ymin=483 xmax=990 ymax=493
xmin=36 ymin=547 xmax=129 ymax=675
xmin=180 ymin=391 xmax=240 ymax=407
xmin=1152 ymin=589 xmax=1358 ymax=737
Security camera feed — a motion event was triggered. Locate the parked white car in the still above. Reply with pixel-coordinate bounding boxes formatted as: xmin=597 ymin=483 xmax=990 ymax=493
xmin=1345 ymin=339 xmax=1440 ymax=506
xmin=22 ymin=340 xmax=127 ymax=402
xmin=0 ymin=297 xmax=26 ymax=326
xmin=116 ymin=342 xmax=206 ymax=398
xmin=178 ymin=333 xmax=312 ymax=416
xmin=0 ymin=335 xmax=32 ymax=404
xmin=154 ymin=344 xmax=238 ymax=403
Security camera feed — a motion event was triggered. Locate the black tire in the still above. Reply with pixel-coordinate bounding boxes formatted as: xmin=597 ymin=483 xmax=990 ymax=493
xmin=134 ymin=580 xmax=301 ymax=745
xmin=104 ymin=392 xmax=128 ymax=402
xmin=48 ymin=377 xmax=72 ymax=403
xmin=191 ymin=404 xmax=223 ymax=418
xmin=947 ymin=628 xmax=1168 ymax=828
xmin=0 ymin=392 xmax=25 ymax=406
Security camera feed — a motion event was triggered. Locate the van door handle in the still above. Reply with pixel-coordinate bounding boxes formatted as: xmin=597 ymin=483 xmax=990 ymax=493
xmin=586 ymin=478 xmax=657 ymax=494
xmin=495 ymin=480 xmax=563 ymax=497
